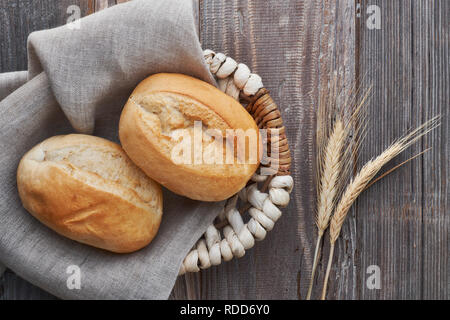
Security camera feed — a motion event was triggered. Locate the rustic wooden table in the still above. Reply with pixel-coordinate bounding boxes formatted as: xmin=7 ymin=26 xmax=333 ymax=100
xmin=0 ymin=0 xmax=448 ymax=300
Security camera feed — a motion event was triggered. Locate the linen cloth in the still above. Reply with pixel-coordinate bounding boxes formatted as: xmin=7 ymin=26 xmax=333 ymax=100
xmin=0 ymin=0 xmax=224 ymax=299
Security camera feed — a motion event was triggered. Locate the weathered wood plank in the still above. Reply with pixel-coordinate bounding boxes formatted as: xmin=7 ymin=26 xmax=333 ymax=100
xmin=353 ymin=0 xmax=448 ymax=300
xmin=0 ymin=0 xmax=91 ymax=72
xmin=95 ymin=0 xmax=117 ymax=11
xmin=192 ymin=0 xmax=315 ymax=299
xmin=416 ymin=0 xmax=449 ymax=299
xmin=356 ymin=0 xmax=424 ymax=299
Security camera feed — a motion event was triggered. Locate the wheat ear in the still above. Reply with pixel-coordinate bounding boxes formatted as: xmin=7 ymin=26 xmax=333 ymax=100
xmin=307 ymin=85 xmax=370 ymax=300
xmin=320 ymin=116 xmax=440 ymax=300
xmin=306 ymin=120 xmax=345 ymax=300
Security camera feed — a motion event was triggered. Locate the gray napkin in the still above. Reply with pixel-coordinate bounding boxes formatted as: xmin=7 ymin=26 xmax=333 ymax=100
xmin=0 ymin=0 xmax=224 ymax=299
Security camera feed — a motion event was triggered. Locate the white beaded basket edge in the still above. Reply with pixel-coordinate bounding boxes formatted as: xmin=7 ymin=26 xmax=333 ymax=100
xmin=178 ymin=50 xmax=293 ymax=275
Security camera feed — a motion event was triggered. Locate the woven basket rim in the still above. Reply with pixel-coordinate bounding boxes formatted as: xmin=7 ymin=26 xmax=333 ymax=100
xmin=179 ymin=49 xmax=293 ymax=275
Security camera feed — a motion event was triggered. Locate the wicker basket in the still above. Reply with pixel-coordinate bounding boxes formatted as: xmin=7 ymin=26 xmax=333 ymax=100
xmin=179 ymin=50 xmax=293 ymax=275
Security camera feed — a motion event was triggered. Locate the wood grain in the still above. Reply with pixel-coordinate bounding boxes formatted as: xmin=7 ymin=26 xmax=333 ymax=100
xmin=0 ymin=0 xmax=448 ymax=300
xmin=356 ymin=0 xmax=419 ymax=300
xmin=351 ymin=0 xmax=448 ymax=300
xmin=415 ymin=0 xmax=449 ymax=299
xmin=0 ymin=0 xmax=91 ymax=72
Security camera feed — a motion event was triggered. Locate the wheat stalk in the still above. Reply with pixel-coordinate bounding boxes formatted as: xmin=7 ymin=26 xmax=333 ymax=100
xmin=307 ymin=82 xmax=370 ymax=300
xmin=320 ymin=116 xmax=440 ymax=300
xmin=307 ymin=120 xmax=345 ymax=299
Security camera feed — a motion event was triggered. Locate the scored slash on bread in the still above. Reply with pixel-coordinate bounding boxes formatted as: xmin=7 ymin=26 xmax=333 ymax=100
xmin=119 ymin=73 xmax=261 ymax=202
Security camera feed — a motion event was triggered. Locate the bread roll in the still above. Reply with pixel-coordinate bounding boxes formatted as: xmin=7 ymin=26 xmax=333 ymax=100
xmin=119 ymin=73 xmax=260 ymax=201
xmin=17 ymin=134 xmax=163 ymax=253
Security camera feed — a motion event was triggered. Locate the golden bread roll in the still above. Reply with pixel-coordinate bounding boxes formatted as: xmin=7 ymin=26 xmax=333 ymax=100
xmin=119 ymin=73 xmax=260 ymax=201
xmin=17 ymin=134 xmax=163 ymax=253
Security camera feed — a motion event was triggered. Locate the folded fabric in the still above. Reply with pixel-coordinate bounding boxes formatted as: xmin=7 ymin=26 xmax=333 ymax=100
xmin=0 ymin=0 xmax=224 ymax=299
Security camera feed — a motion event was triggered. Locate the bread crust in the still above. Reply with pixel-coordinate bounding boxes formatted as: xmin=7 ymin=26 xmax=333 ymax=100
xmin=119 ymin=73 xmax=260 ymax=201
xmin=17 ymin=134 xmax=163 ymax=253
